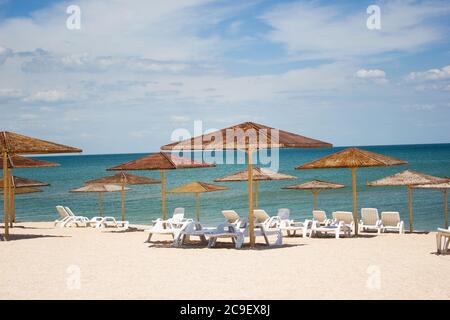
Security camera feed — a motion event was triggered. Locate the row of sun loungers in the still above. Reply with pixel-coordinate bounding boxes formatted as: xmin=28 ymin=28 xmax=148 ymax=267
xmin=54 ymin=205 xmax=129 ymax=230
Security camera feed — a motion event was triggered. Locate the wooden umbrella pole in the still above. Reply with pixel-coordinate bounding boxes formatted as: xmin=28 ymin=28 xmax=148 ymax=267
xmin=3 ymin=151 xmax=9 ymax=237
xmin=444 ymin=190 xmax=448 ymax=229
xmin=121 ymin=182 xmax=125 ymax=222
xmin=195 ymin=193 xmax=200 ymax=222
xmin=313 ymin=191 xmax=317 ymax=210
xmin=9 ymin=171 xmax=14 ymax=227
xmin=408 ymin=186 xmax=413 ymax=233
xmin=161 ymin=170 xmax=166 ymax=220
xmin=254 ymin=180 xmax=259 ymax=209
xmin=248 ymin=148 xmax=255 ymax=247
xmin=11 ymin=187 xmax=15 ymax=224
xmin=98 ymin=192 xmax=103 ymax=217
xmin=351 ymin=168 xmax=358 ymax=236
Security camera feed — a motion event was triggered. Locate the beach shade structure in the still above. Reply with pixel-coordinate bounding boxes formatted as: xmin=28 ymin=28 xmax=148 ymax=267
xmin=415 ymin=180 xmax=450 ymax=229
xmin=85 ymin=172 xmax=160 ymax=221
xmin=282 ymin=179 xmax=345 ymax=210
xmin=368 ymin=170 xmax=448 ymax=232
xmin=161 ymin=121 xmax=332 ymax=246
xmin=214 ymin=167 xmax=296 ymax=208
xmin=0 ymin=155 xmax=60 ymax=169
xmin=70 ymin=184 xmax=130 ymax=217
xmin=296 ymin=148 xmax=407 ymax=235
xmin=1 ymin=131 xmax=81 ymax=237
xmin=1 ymin=187 xmax=43 ymax=195
xmin=108 ymin=152 xmax=214 ymax=220
xmin=168 ymin=181 xmax=228 ymax=221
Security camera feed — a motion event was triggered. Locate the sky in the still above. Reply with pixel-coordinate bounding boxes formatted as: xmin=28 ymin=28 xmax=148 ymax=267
xmin=0 ymin=0 xmax=449 ymax=154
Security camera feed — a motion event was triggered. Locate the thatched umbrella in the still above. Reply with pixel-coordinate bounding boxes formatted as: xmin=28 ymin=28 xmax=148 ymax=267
xmin=214 ymin=167 xmax=296 ymax=208
xmin=70 ymin=184 xmax=130 ymax=217
xmin=168 ymin=181 xmax=228 ymax=221
xmin=368 ymin=170 xmax=447 ymax=232
xmin=108 ymin=152 xmax=214 ymax=220
xmin=1 ymin=131 xmax=80 ymax=237
xmin=296 ymin=148 xmax=407 ymax=235
xmin=415 ymin=181 xmax=450 ymax=229
xmin=1 ymin=187 xmax=42 ymax=195
xmin=85 ymin=172 xmax=160 ymax=221
xmin=161 ymin=121 xmax=332 ymax=246
xmin=282 ymin=179 xmax=345 ymax=210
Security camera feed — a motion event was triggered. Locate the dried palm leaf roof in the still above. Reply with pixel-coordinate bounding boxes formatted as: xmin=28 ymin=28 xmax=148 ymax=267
xmin=70 ymin=184 xmax=130 ymax=193
xmin=0 ymin=155 xmax=60 ymax=169
xmin=161 ymin=121 xmax=332 ymax=151
xmin=169 ymin=181 xmax=228 ymax=193
xmin=107 ymin=152 xmax=215 ymax=171
xmin=0 ymin=176 xmax=49 ymax=188
xmin=0 ymin=131 xmax=82 ymax=155
xmin=367 ymin=170 xmax=447 ymax=187
xmin=415 ymin=181 xmax=450 ymax=190
xmin=85 ymin=172 xmax=160 ymax=185
xmin=1 ymin=187 xmax=42 ymax=195
xmin=282 ymin=179 xmax=345 ymax=190
xmin=296 ymin=148 xmax=407 ymax=169
xmin=215 ymin=167 xmax=296 ymax=182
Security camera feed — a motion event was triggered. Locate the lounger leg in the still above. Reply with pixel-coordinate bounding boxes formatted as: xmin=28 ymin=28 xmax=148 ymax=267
xmin=146 ymin=233 xmax=153 ymax=243
xmin=263 ymin=234 xmax=270 ymax=246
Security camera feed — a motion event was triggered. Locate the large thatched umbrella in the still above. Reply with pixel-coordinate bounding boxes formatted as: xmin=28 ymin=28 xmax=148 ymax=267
xmin=1 ymin=187 xmax=43 ymax=195
xmin=415 ymin=180 xmax=450 ymax=229
xmin=161 ymin=121 xmax=332 ymax=246
xmin=108 ymin=152 xmax=214 ymax=220
xmin=282 ymin=179 xmax=345 ymax=210
xmin=85 ymin=172 xmax=160 ymax=221
xmin=368 ymin=170 xmax=447 ymax=232
xmin=70 ymin=184 xmax=130 ymax=217
xmin=1 ymin=131 xmax=80 ymax=237
xmin=214 ymin=167 xmax=296 ymax=208
xmin=168 ymin=181 xmax=228 ymax=221
xmin=296 ymin=148 xmax=407 ymax=235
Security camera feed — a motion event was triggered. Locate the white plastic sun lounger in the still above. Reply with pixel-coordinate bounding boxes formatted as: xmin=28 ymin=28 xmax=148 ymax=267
xmin=279 ymin=219 xmax=313 ymax=238
xmin=359 ymin=208 xmax=382 ymax=234
xmin=55 ymin=206 xmax=89 ymax=228
xmin=309 ymin=220 xmax=351 ymax=239
xmin=64 ymin=206 xmax=102 ymax=227
xmin=145 ymin=218 xmax=193 ymax=243
xmin=312 ymin=210 xmax=331 ymax=226
xmin=252 ymin=209 xmax=283 ymax=246
xmin=436 ymin=227 xmax=450 ymax=254
xmin=380 ymin=211 xmax=404 ymax=234
xmin=96 ymin=217 xmax=129 ymax=230
xmin=206 ymin=223 xmax=244 ymax=249
xmin=222 ymin=210 xmax=246 ymax=229
xmin=332 ymin=211 xmax=356 ymax=235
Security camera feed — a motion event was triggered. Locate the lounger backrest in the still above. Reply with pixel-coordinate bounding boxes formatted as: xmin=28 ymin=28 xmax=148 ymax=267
xmin=277 ymin=208 xmax=290 ymax=220
xmin=332 ymin=211 xmax=353 ymax=224
xmin=361 ymin=208 xmax=379 ymax=225
xmin=381 ymin=211 xmax=400 ymax=227
xmin=254 ymin=209 xmax=270 ymax=223
xmin=56 ymin=206 xmax=69 ymax=219
xmin=65 ymin=207 xmax=76 ymax=217
xmin=172 ymin=213 xmax=185 ymax=222
xmin=222 ymin=210 xmax=240 ymax=223
xmin=313 ymin=210 xmax=327 ymax=222
xmin=173 ymin=207 xmax=185 ymax=215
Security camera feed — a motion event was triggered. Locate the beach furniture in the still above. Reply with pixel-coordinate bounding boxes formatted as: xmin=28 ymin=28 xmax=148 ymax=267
xmin=279 ymin=219 xmax=313 ymax=238
xmin=277 ymin=208 xmax=290 ymax=220
xmin=145 ymin=218 xmax=193 ymax=243
xmin=168 ymin=207 xmax=186 ymax=224
xmin=312 ymin=210 xmax=331 ymax=226
xmin=380 ymin=211 xmax=404 ymax=234
xmin=332 ymin=211 xmax=356 ymax=234
xmin=65 ymin=206 xmax=102 ymax=227
xmin=55 ymin=206 xmax=89 ymax=228
xmin=252 ymin=210 xmax=283 ymax=246
xmin=173 ymin=221 xmax=208 ymax=247
xmin=309 ymin=220 xmax=351 ymax=239
xmin=54 ymin=206 xmax=75 ymax=227
xmin=359 ymin=208 xmax=382 ymax=233
xmin=95 ymin=216 xmax=129 ymax=230
xmin=436 ymin=227 xmax=450 ymax=254
xmin=254 ymin=209 xmax=280 ymax=227
xmin=222 ymin=210 xmax=246 ymax=229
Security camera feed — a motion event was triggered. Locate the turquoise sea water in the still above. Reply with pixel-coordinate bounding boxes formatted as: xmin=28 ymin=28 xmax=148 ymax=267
xmin=4 ymin=144 xmax=450 ymax=231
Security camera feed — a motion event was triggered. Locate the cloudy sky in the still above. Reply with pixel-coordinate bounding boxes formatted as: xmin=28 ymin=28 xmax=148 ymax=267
xmin=0 ymin=0 xmax=449 ymax=154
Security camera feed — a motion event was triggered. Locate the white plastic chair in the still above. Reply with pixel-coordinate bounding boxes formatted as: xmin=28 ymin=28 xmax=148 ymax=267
xmin=312 ymin=210 xmax=331 ymax=226
xmin=436 ymin=227 xmax=450 ymax=254
xmin=380 ymin=211 xmax=404 ymax=234
xmin=332 ymin=211 xmax=356 ymax=235
xmin=359 ymin=208 xmax=382 ymax=234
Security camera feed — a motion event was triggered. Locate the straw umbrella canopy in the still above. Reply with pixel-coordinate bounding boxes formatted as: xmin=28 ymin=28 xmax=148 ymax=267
xmin=1 ymin=131 xmax=79 ymax=238
xmin=168 ymin=181 xmax=228 ymax=221
xmin=214 ymin=167 xmax=296 ymax=208
xmin=161 ymin=121 xmax=332 ymax=246
xmin=108 ymin=152 xmax=214 ymax=220
xmin=296 ymin=148 xmax=407 ymax=235
xmin=368 ymin=170 xmax=447 ymax=232
xmin=282 ymin=180 xmax=345 ymax=210
xmin=70 ymin=184 xmax=130 ymax=217
xmin=1 ymin=187 xmax=43 ymax=195
xmin=415 ymin=180 xmax=450 ymax=229
xmin=85 ymin=172 xmax=160 ymax=221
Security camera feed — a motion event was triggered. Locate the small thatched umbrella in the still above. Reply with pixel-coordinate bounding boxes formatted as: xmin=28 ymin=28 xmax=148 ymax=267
xmin=1 ymin=187 xmax=43 ymax=195
xmin=108 ymin=152 xmax=214 ymax=220
xmin=368 ymin=170 xmax=447 ymax=232
xmin=214 ymin=167 xmax=296 ymax=208
xmin=168 ymin=181 xmax=228 ymax=221
xmin=415 ymin=181 xmax=450 ymax=229
xmin=282 ymin=180 xmax=345 ymax=210
xmin=161 ymin=121 xmax=332 ymax=246
xmin=70 ymin=184 xmax=130 ymax=217
xmin=85 ymin=172 xmax=160 ymax=221
xmin=1 ymin=131 xmax=80 ymax=237
xmin=296 ymin=148 xmax=407 ymax=235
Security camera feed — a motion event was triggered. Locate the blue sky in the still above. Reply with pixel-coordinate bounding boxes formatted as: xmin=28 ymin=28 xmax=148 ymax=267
xmin=0 ymin=0 xmax=449 ymax=154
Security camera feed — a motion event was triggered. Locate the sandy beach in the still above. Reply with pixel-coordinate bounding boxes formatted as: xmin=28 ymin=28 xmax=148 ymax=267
xmin=0 ymin=222 xmax=448 ymax=300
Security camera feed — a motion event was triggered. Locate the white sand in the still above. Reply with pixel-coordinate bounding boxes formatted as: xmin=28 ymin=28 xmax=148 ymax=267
xmin=0 ymin=222 xmax=449 ymax=300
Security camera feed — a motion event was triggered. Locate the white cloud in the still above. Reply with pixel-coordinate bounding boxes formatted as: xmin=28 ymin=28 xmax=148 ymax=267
xmin=0 ymin=46 xmax=13 ymax=64
xmin=356 ymin=69 xmax=386 ymax=79
xmin=407 ymin=65 xmax=450 ymax=81
xmin=25 ymin=90 xmax=68 ymax=103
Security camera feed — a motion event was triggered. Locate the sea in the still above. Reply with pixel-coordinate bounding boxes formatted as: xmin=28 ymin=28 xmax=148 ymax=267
xmin=5 ymin=144 xmax=450 ymax=231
